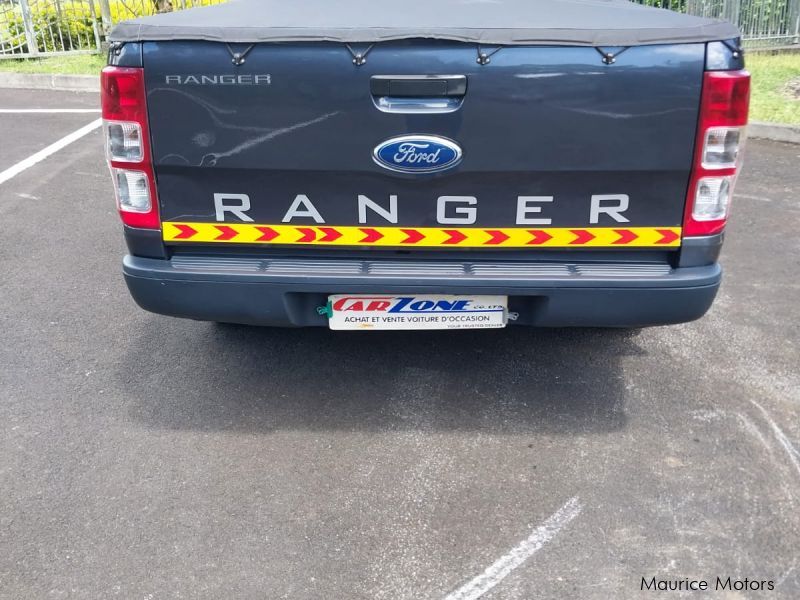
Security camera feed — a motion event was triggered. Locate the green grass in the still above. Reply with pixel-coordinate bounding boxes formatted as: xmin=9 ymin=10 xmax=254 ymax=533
xmin=0 ymin=53 xmax=105 ymax=75
xmin=747 ymin=52 xmax=800 ymax=125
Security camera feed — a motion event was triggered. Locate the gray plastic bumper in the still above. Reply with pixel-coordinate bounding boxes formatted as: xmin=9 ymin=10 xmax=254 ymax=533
xmin=123 ymin=255 xmax=722 ymax=328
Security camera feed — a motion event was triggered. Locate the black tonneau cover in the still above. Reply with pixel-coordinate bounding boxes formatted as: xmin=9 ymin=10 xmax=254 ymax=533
xmin=110 ymin=0 xmax=739 ymax=47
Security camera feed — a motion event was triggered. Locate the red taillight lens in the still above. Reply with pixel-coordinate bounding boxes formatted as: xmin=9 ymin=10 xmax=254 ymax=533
xmin=101 ymin=66 xmax=147 ymax=122
xmin=101 ymin=66 xmax=159 ymax=229
xmin=700 ymin=71 xmax=751 ymax=125
xmin=684 ymin=70 xmax=750 ymax=237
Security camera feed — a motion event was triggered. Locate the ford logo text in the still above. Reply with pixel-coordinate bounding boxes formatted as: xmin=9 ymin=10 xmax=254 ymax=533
xmin=373 ymin=135 xmax=462 ymax=174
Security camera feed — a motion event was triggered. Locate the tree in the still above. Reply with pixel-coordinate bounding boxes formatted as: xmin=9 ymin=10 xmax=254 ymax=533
xmin=152 ymin=0 xmax=174 ymax=13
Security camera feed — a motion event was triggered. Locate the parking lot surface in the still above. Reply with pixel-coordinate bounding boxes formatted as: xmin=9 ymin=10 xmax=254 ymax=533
xmin=1 ymin=89 xmax=798 ymax=599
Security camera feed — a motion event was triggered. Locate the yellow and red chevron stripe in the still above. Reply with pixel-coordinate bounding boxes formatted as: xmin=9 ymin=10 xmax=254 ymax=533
xmin=163 ymin=223 xmax=682 ymax=248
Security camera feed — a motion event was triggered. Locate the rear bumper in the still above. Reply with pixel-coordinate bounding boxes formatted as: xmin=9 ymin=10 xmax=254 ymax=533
xmin=123 ymin=255 xmax=721 ymax=328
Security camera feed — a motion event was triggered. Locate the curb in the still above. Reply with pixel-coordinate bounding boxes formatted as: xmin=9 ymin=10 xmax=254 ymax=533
xmin=0 ymin=72 xmax=99 ymax=92
xmin=748 ymin=121 xmax=800 ymax=145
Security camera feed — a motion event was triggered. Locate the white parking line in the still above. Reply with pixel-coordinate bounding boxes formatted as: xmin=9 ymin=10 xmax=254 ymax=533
xmin=0 ymin=109 xmax=100 ymax=114
xmin=442 ymin=497 xmax=583 ymax=600
xmin=0 ymin=118 xmax=102 ymax=186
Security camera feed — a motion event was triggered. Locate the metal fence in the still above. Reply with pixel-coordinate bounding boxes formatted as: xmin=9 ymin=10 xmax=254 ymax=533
xmin=0 ymin=0 xmax=226 ymax=57
xmin=1 ymin=0 xmax=798 ymax=58
xmin=638 ymin=0 xmax=800 ymax=46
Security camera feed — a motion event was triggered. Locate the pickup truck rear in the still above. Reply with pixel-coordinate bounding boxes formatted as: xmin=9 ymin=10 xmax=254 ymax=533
xmin=103 ymin=0 xmax=749 ymax=330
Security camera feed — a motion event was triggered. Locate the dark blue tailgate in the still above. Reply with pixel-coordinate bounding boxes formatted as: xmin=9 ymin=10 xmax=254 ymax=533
xmin=143 ymin=40 xmax=703 ymax=231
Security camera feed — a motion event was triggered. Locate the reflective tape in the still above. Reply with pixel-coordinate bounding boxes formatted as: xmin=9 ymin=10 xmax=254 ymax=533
xmin=163 ymin=223 xmax=682 ymax=248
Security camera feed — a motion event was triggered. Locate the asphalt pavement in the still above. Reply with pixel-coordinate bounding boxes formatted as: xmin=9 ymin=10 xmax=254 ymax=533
xmin=0 ymin=89 xmax=798 ymax=599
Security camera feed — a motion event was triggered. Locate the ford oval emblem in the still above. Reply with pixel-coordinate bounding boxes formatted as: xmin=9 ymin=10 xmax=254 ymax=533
xmin=373 ymin=135 xmax=462 ymax=174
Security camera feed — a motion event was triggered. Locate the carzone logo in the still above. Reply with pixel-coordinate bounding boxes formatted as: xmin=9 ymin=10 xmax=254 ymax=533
xmin=334 ymin=296 xmax=478 ymax=313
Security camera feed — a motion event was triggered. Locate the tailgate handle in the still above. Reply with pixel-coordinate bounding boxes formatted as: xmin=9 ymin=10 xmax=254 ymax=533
xmin=371 ymin=75 xmax=467 ymax=114
xmin=370 ymin=75 xmax=467 ymax=98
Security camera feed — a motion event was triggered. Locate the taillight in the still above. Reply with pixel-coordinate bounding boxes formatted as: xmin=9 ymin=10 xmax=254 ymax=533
xmin=684 ymin=70 xmax=750 ymax=236
xmin=101 ymin=66 xmax=159 ymax=229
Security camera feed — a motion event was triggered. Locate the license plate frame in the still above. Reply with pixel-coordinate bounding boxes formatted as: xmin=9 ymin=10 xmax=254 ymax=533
xmin=326 ymin=294 xmax=508 ymax=331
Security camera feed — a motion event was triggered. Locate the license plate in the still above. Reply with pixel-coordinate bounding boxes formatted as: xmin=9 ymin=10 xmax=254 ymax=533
xmin=326 ymin=295 xmax=508 ymax=331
